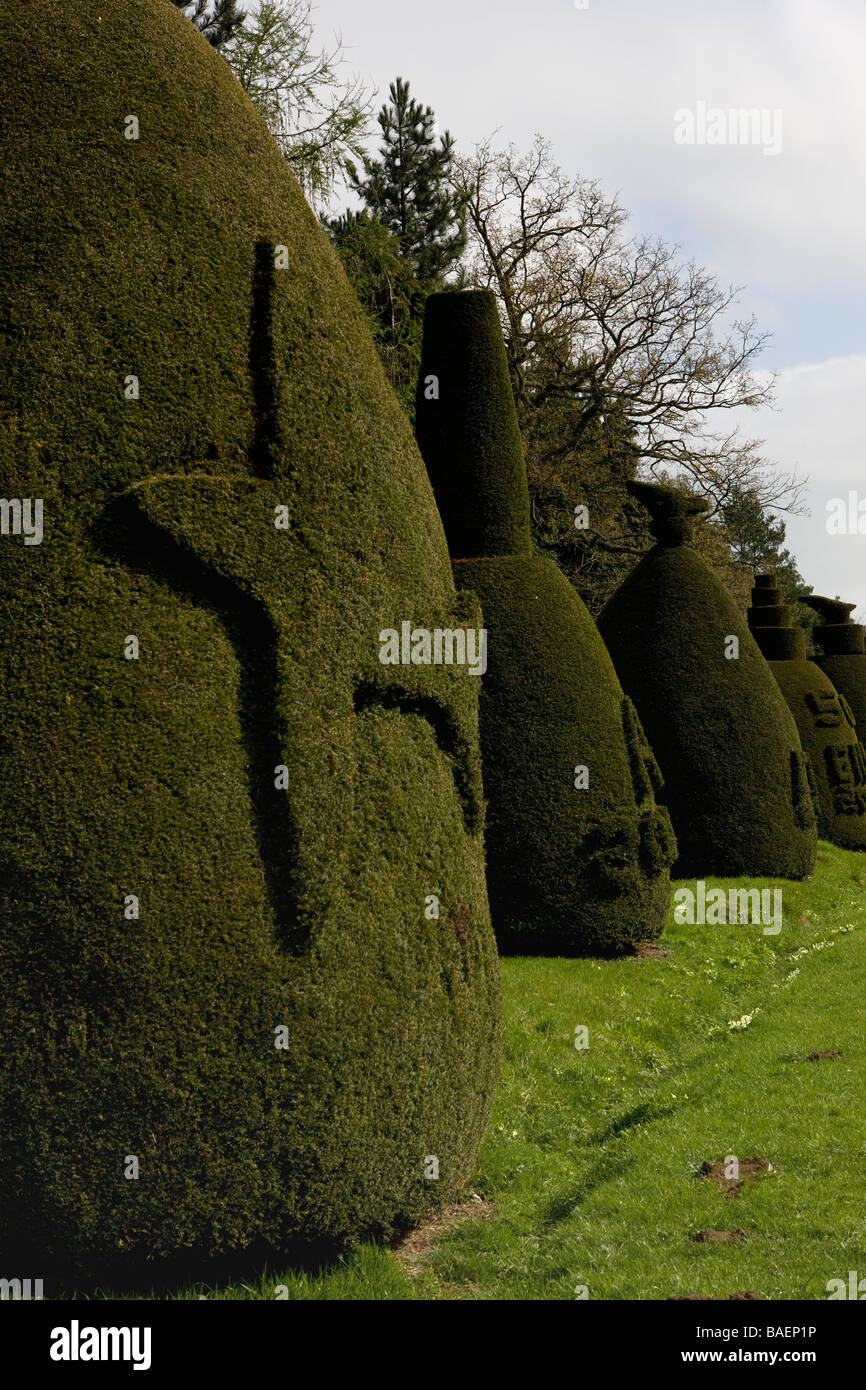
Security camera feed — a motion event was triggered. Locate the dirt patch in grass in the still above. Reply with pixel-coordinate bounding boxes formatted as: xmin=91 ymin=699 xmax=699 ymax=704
xmin=670 ymin=1291 xmax=760 ymax=1300
xmin=391 ymin=1195 xmax=494 ymax=1276
xmin=632 ymin=941 xmax=668 ymax=959
xmin=808 ymin=1049 xmax=843 ymax=1061
xmin=700 ymin=1156 xmax=775 ymax=1197
xmin=691 ymin=1228 xmax=749 ymax=1244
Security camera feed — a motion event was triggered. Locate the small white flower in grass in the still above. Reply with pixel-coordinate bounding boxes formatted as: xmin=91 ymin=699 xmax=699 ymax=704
xmin=727 ymin=1010 xmax=759 ymax=1031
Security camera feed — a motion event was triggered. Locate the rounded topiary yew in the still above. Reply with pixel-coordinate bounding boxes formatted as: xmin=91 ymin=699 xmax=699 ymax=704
xmin=749 ymin=578 xmax=866 ymax=849
xmin=416 ymin=291 xmax=676 ymax=956
xmin=598 ymin=486 xmax=817 ymax=878
xmin=454 ymin=555 xmax=676 ymax=955
xmin=0 ymin=0 xmax=501 ymax=1274
xmin=802 ymin=595 xmax=866 ymax=737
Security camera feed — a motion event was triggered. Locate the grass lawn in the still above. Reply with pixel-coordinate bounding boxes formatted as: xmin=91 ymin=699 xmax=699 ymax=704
xmin=88 ymin=842 xmax=866 ymax=1300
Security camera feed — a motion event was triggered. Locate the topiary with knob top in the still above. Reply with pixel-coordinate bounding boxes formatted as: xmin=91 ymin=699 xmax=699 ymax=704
xmin=598 ymin=484 xmax=817 ymax=878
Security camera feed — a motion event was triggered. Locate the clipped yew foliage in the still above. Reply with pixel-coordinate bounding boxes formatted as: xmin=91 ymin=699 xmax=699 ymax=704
xmin=803 ymin=595 xmax=866 ymax=737
xmin=415 ymin=289 xmax=532 ymax=558
xmin=599 ymin=487 xmax=817 ymax=878
xmin=417 ymin=292 xmax=676 ymax=956
xmin=0 ymin=0 xmax=501 ymax=1273
xmin=749 ymin=577 xmax=866 ymax=849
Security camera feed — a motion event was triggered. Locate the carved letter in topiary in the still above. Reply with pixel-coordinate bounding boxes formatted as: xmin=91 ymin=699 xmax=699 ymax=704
xmin=749 ymin=579 xmax=866 ymax=849
xmin=802 ymin=595 xmax=866 ymax=740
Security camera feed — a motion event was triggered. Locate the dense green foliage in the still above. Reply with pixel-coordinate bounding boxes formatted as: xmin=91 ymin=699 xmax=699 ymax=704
xmin=721 ymin=486 xmax=811 ymax=603
xmin=455 ymin=556 xmax=676 ymax=955
xmin=416 ymin=292 xmax=675 ymax=955
xmin=479 ymin=359 xmax=791 ymax=622
xmin=598 ymin=486 xmax=817 ymax=878
xmin=348 ymin=77 xmax=466 ymax=283
xmin=415 ymin=290 xmax=532 ymax=558
xmin=749 ymin=578 xmax=866 ymax=850
xmin=524 ymin=400 xmax=649 ymax=614
xmin=0 ymin=0 xmax=501 ymax=1273
xmin=804 ymin=596 xmax=866 ymax=738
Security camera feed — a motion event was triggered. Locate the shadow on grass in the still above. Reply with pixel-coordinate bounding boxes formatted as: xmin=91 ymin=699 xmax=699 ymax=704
xmin=592 ymin=1100 xmax=677 ymax=1145
xmin=12 ymin=1232 xmax=358 ymax=1301
xmin=542 ymin=1154 xmax=637 ymax=1227
xmin=540 ymin=1099 xmax=679 ymax=1227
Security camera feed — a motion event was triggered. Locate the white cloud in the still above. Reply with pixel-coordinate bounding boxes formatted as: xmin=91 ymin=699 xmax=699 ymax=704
xmin=311 ymin=0 xmax=866 ymax=319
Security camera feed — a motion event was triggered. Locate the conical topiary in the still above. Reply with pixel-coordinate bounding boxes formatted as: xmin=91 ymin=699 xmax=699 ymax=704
xmin=415 ymin=290 xmax=677 ymax=957
xmin=802 ymin=595 xmax=866 ymax=737
xmin=415 ymin=291 xmax=532 ymax=559
xmin=598 ymin=486 xmax=817 ymax=878
xmin=748 ymin=577 xmax=866 ymax=848
xmin=0 ymin=0 xmax=501 ymax=1274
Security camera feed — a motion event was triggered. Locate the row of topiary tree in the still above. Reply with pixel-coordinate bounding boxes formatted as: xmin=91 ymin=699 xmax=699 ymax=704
xmin=415 ymin=289 xmax=866 ymax=955
xmin=3 ymin=0 xmax=864 ymax=1283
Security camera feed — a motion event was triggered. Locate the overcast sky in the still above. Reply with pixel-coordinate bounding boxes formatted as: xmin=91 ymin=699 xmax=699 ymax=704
xmin=309 ymin=0 xmax=866 ymax=615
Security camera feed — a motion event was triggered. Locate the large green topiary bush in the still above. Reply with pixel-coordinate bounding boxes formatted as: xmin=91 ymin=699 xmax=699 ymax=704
xmin=416 ymin=291 xmax=676 ymax=956
xmin=748 ymin=577 xmax=866 ymax=849
xmin=0 ymin=0 xmax=501 ymax=1273
xmin=802 ymin=595 xmax=866 ymax=737
xmin=598 ymin=486 xmax=817 ymax=878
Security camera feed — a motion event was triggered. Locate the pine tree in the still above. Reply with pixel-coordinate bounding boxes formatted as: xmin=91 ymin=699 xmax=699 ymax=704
xmin=721 ymin=485 xmax=815 ymax=638
xmin=172 ymin=0 xmax=245 ymax=47
xmin=327 ymin=210 xmax=425 ymax=418
xmin=348 ymin=77 xmax=466 ymax=282
xmin=721 ymin=486 xmax=809 ymax=599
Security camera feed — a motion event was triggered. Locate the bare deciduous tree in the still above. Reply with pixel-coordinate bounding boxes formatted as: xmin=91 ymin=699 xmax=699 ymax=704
xmin=453 ymin=135 xmax=805 ymax=521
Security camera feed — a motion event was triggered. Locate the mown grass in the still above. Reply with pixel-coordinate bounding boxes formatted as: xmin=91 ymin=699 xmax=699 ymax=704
xmin=87 ymin=842 xmax=866 ymax=1300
